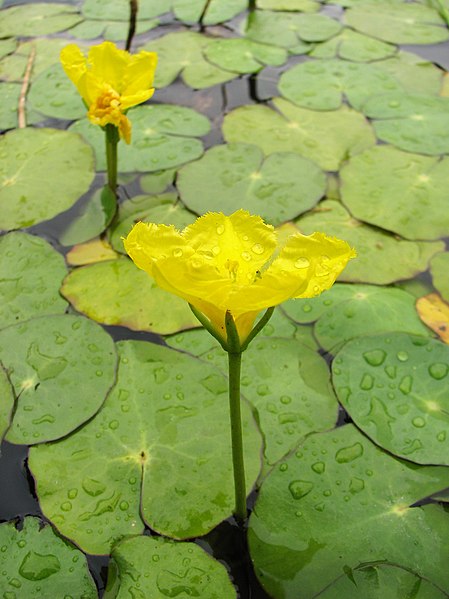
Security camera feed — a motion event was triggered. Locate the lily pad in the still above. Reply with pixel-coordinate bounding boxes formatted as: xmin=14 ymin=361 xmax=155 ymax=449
xmin=0 ymin=82 xmax=43 ymax=130
xmin=0 ymin=128 xmax=95 ymax=231
xmin=29 ymin=340 xmax=262 ymax=553
xmin=430 ymin=252 xmax=449 ymax=302
xmin=333 ymin=333 xmax=449 ymax=464
xmin=295 ymin=200 xmax=445 ymax=284
xmin=204 ymin=38 xmax=287 ymax=74
xmin=0 ymin=517 xmax=97 ymax=598
xmin=257 ymin=0 xmax=320 ymax=11
xmin=66 ymin=238 xmax=119 ymax=266
xmin=416 ymin=294 xmax=449 ymax=345
xmin=61 ymin=257 xmax=199 ymax=334
xmin=70 ymin=104 xmax=210 ymax=173
xmin=0 ymin=314 xmax=117 ymax=445
xmin=344 ymin=2 xmax=449 ymax=44
xmin=140 ymin=169 xmax=176 ymax=194
xmin=310 ymin=29 xmax=397 ymax=61
xmin=373 ymin=50 xmax=443 ymax=95
xmin=0 ymin=38 xmax=17 ymax=60
xmin=82 ymin=0 xmax=168 ymax=20
xmin=177 ymin=143 xmax=326 ymax=225
xmin=28 ymin=63 xmax=86 ymax=120
xmin=68 ymin=17 xmax=158 ymax=41
xmin=104 ymin=535 xmax=236 ymax=598
xmin=249 ymin=424 xmax=449 ymax=599
xmin=362 ymin=92 xmax=449 ymax=155
xmin=222 ymin=98 xmax=376 ymax=171
xmin=0 ymin=364 xmax=14 ymax=443
xmin=340 ymin=145 xmax=449 ymax=240
xmin=0 ymin=4 xmax=82 ymax=37
xmin=279 ymin=59 xmax=403 ymax=110
xmin=0 ymin=232 xmax=68 ymax=329
xmin=173 ymin=0 xmax=246 ymax=24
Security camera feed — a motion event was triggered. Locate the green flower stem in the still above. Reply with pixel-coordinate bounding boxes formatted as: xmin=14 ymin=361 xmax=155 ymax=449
xmin=228 ymin=349 xmax=247 ymax=522
xmin=105 ymin=124 xmax=119 ymax=196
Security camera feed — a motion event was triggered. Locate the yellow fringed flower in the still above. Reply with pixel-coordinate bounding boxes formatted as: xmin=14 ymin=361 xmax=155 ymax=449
xmin=124 ymin=210 xmax=356 ymax=343
xmin=60 ymin=41 xmax=157 ymax=144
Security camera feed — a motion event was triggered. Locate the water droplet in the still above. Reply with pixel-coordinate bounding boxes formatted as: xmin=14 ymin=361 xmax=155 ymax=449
xmin=173 ymin=248 xmax=183 ymax=258
xmin=429 ymin=363 xmax=448 ymax=380
xmin=397 ymin=350 xmax=409 ymax=362
xmin=95 ymin=370 xmax=103 ymax=377
xmin=437 ymin=431 xmax=446 ymax=442
xmin=152 ymin=554 xmax=160 ymax=562
xmin=60 ymin=502 xmax=72 ymax=512
xmin=279 ymin=463 xmax=288 ymax=472
xmin=109 ymin=420 xmax=119 ymax=430
xmin=289 ymin=480 xmax=314 ymax=500
xmin=335 ymin=442 xmax=364 ymax=463
xmin=311 ymin=461 xmax=325 ymax=474
xmin=3 ymin=592 xmax=16 ymax=599
xmin=119 ymin=501 xmax=129 ymax=511
xmin=251 ymin=243 xmax=264 ymax=255
xmin=241 ymin=251 xmax=251 ymax=261
xmin=31 ymin=414 xmax=55 ymax=425
xmin=68 ymin=489 xmax=78 ymax=500
xmin=82 ymin=478 xmax=106 ymax=497
xmin=399 ymin=375 xmax=413 ymax=395
xmin=412 ymin=417 xmax=425 ymax=428
xmin=323 ymin=489 xmax=332 ymax=497
xmin=216 ymin=225 xmax=225 ymax=235
xmin=349 ymin=477 xmax=365 ymax=494
xmin=314 ymin=502 xmax=325 ymax=512
xmin=17 ymin=540 xmax=26 ymax=549
xmin=384 ymin=365 xmax=396 ymax=379
xmin=19 ymin=551 xmax=61 ymax=580
xmin=280 ymin=395 xmax=292 ymax=405
xmin=8 ymin=580 xmax=21 ymax=589
xmin=363 ymin=349 xmax=386 ymax=366
xmin=257 ymin=384 xmax=270 ymax=396
xmin=360 ymin=373 xmax=374 ymax=391
xmin=295 ymin=257 xmax=310 ymax=269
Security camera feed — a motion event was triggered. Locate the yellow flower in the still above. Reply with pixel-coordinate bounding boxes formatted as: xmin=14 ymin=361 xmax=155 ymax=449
xmin=60 ymin=41 xmax=157 ymax=144
xmin=124 ymin=210 xmax=356 ymax=343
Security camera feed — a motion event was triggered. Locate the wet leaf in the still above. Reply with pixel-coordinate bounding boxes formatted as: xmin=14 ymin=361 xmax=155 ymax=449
xmin=0 ymin=364 xmax=14 ymax=443
xmin=61 ymin=257 xmax=199 ymax=334
xmin=295 ymin=200 xmax=444 ymax=284
xmin=417 ymin=293 xmax=449 ymax=344
xmin=66 ymin=238 xmax=119 ymax=266
xmin=0 ymin=517 xmax=97 ymax=598
xmin=0 ymin=128 xmax=95 ymax=230
xmin=104 ymin=535 xmax=236 ymax=598
xmin=430 ymin=252 xmax=449 ymax=302
xmin=204 ymin=38 xmax=287 ymax=74
xmin=177 ymin=143 xmax=326 ymax=225
xmin=29 ymin=340 xmax=262 ymax=552
xmin=68 ymin=17 xmax=158 ymax=41
xmin=257 ymin=0 xmax=320 ymax=11
xmin=373 ymin=50 xmax=443 ymax=95
xmin=0 ymin=314 xmax=117 ymax=445
xmin=340 ymin=145 xmax=449 ymax=240
xmin=0 ymin=82 xmax=43 ymax=131
xmin=81 ymin=0 xmax=168 ymax=20
xmin=28 ymin=63 xmax=86 ymax=120
xmin=0 ymin=4 xmax=82 ymax=37
xmin=249 ymin=424 xmax=449 ymax=598
xmin=0 ymin=232 xmax=68 ymax=329
xmin=333 ymin=333 xmax=449 ymax=464
xmin=310 ymin=29 xmax=397 ymax=61
xmin=173 ymin=0 xmax=246 ymax=24
xmin=223 ymin=98 xmax=376 ymax=171
xmin=140 ymin=169 xmax=176 ymax=194
xmin=70 ymin=104 xmax=209 ymax=173
xmin=0 ymin=38 xmax=17 ymax=60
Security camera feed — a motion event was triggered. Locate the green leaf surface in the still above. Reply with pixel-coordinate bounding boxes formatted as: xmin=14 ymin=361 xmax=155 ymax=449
xmin=340 ymin=146 xmax=449 ymax=240
xmin=0 ymin=517 xmax=97 ymax=598
xmin=177 ymin=143 xmax=326 ymax=225
xmin=109 ymin=192 xmax=196 ymax=254
xmin=249 ymin=424 xmax=449 ymax=599
xmin=29 ymin=340 xmax=262 ymax=552
xmin=204 ymin=38 xmax=287 ymax=74
xmin=0 ymin=364 xmax=14 ymax=443
xmin=81 ymin=0 xmax=168 ymax=20
xmin=173 ymin=0 xmax=246 ymax=24
xmin=61 ymin=257 xmax=199 ymax=334
xmin=257 ymin=0 xmax=320 ymax=11
xmin=0 ymin=128 xmax=95 ymax=230
xmin=0 ymin=82 xmax=43 ymax=131
xmin=0 ymin=232 xmax=68 ymax=329
xmin=140 ymin=169 xmax=176 ymax=194
xmin=344 ymin=2 xmax=449 ymax=44
xmin=104 ymin=535 xmax=236 ymax=598
xmin=70 ymin=104 xmax=210 ymax=173
xmin=362 ymin=92 xmax=449 ymax=155
xmin=373 ymin=50 xmax=443 ymax=95
xmin=0 ymin=314 xmax=117 ymax=445
xmin=68 ymin=17 xmax=158 ymax=41
xmin=0 ymin=38 xmax=17 ymax=60
xmin=222 ymin=98 xmax=376 ymax=171
xmin=333 ymin=333 xmax=449 ymax=464
xmin=310 ymin=28 xmax=397 ymax=61
xmin=295 ymin=200 xmax=444 ymax=284
xmin=0 ymin=3 xmax=82 ymax=37
xmin=430 ymin=252 xmax=449 ymax=302
xmin=28 ymin=63 xmax=86 ymax=120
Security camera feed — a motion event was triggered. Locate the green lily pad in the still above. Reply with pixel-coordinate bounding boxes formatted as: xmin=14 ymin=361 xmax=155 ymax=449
xmin=0 ymin=82 xmax=43 ymax=130
xmin=109 ymin=192 xmax=196 ymax=254
xmin=204 ymin=38 xmax=287 ymax=74
xmin=222 ymin=98 xmax=376 ymax=171
xmin=28 ymin=63 xmax=86 ymax=120
xmin=68 ymin=17 xmax=158 ymax=41
xmin=362 ymin=92 xmax=449 ymax=155
xmin=141 ymin=32 xmax=238 ymax=89
xmin=310 ymin=29 xmax=397 ymax=61
xmin=257 ymin=0 xmax=320 ymax=11
xmin=340 ymin=145 xmax=449 ymax=240
xmin=140 ymin=169 xmax=176 ymax=194
xmin=0 ymin=38 xmax=17 ymax=60
xmin=0 ymin=517 xmax=97 ymax=598
xmin=279 ymin=59 xmax=402 ymax=111
xmin=249 ymin=424 xmax=449 ymax=599
xmin=344 ymin=2 xmax=449 ymax=44
xmin=0 ymin=232 xmax=68 ymax=329
xmin=0 ymin=314 xmax=117 ymax=445
xmin=29 ymin=340 xmax=262 ymax=553
xmin=82 ymin=0 xmax=168 ymax=20
xmin=295 ymin=200 xmax=445 ymax=284
xmin=0 ymin=128 xmax=95 ymax=231
xmin=177 ymin=143 xmax=326 ymax=225
xmin=242 ymin=10 xmax=342 ymax=49
xmin=430 ymin=252 xmax=449 ymax=302
xmin=61 ymin=257 xmax=199 ymax=334
xmin=373 ymin=50 xmax=443 ymax=95
xmin=0 ymin=364 xmax=14 ymax=443
xmin=104 ymin=535 xmax=236 ymax=598
xmin=333 ymin=333 xmax=449 ymax=464
xmin=173 ymin=0 xmax=246 ymax=24
xmin=0 ymin=4 xmax=82 ymax=37
xmin=70 ymin=104 xmax=210 ymax=173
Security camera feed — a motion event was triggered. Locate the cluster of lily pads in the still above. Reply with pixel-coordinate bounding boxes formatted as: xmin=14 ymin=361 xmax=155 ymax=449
xmin=1 ymin=0 xmax=449 ymax=597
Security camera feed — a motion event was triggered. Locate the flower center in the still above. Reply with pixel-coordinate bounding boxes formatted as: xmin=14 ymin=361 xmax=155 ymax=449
xmin=88 ymin=85 xmax=123 ymax=127
xmin=224 ymin=259 xmax=240 ymax=282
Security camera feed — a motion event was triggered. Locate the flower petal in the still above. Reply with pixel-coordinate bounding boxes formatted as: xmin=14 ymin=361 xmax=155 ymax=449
xmin=121 ymin=51 xmax=158 ymax=108
xmin=60 ymin=44 xmax=89 ymax=103
xmin=88 ymin=41 xmax=128 ymax=92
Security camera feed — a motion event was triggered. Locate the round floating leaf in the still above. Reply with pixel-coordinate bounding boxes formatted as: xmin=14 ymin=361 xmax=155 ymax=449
xmin=29 ymin=340 xmax=262 ymax=552
xmin=0 ymin=38 xmax=17 ymax=60
xmin=0 ymin=4 xmax=82 ymax=37
xmin=70 ymin=104 xmax=210 ymax=173
xmin=0 ymin=364 xmax=14 ymax=443
xmin=223 ymin=98 xmax=376 ymax=171
xmin=177 ymin=143 xmax=326 ymax=225
xmin=68 ymin=17 xmax=158 ymax=41
xmin=173 ymin=0 xmax=246 ymax=24
xmin=257 ymin=0 xmax=320 ymax=11
xmin=333 ymin=333 xmax=449 ymax=464
xmin=82 ymin=0 xmax=168 ymax=19
xmin=362 ymin=92 xmax=449 ymax=155
xmin=66 ymin=238 xmax=119 ymax=267
xmin=373 ymin=50 xmax=443 ymax=95
xmin=249 ymin=424 xmax=449 ymax=599
xmin=416 ymin=294 xmax=449 ymax=345
xmin=204 ymin=38 xmax=287 ymax=74
xmin=295 ymin=200 xmax=445 ymax=284
xmin=61 ymin=257 xmax=199 ymax=334
xmin=140 ymin=169 xmax=176 ymax=194
xmin=0 ymin=232 xmax=68 ymax=329
xmin=279 ymin=59 xmax=403 ymax=110
xmin=310 ymin=29 xmax=397 ymax=61
xmin=109 ymin=192 xmax=196 ymax=254
xmin=0 ymin=517 xmax=96 ymax=598
xmin=341 ymin=145 xmax=449 ymax=240
xmin=0 ymin=128 xmax=95 ymax=230
xmin=28 ymin=63 xmax=86 ymax=120
xmin=104 ymin=535 xmax=236 ymax=598
xmin=344 ymin=2 xmax=449 ymax=44
xmin=0 ymin=314 xmax=117 ymax=445
xmin=0 ymin=82 xmax=43 ymax=130
xmin=430 ymin=252 xmax=449 ymax=302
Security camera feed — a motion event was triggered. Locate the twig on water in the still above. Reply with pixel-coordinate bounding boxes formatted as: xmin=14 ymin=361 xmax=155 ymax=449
xmin=18 ymin=46 xmax=36 ymax=129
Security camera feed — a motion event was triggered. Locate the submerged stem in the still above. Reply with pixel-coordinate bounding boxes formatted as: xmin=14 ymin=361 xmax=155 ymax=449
xmin=105 ymin=124 xmax=119 ymax=196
